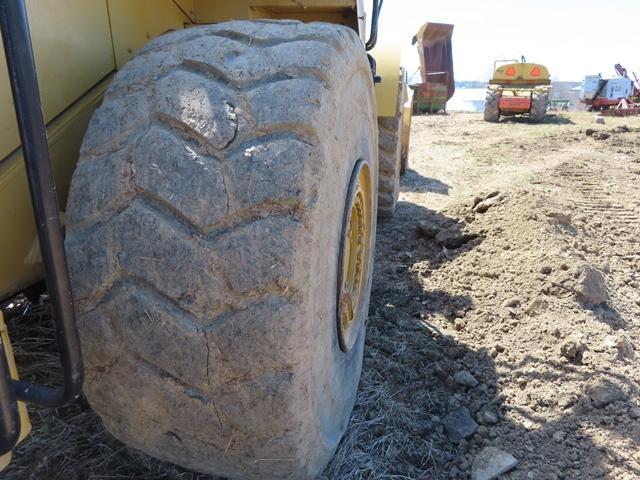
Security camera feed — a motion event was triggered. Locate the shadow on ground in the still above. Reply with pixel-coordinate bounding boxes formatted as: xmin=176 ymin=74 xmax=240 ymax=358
xmin=500 ymin=114 xmax=576 ymax=126
xmin=322 ymin=197 xmax=640 ymax=479
xmin=583 ymin=303 xmax=627 ymax=331
xmin=2 ymin=201 xmax=638 ymax=479
xmin=401 ymin=168 xmax=452 ymax=196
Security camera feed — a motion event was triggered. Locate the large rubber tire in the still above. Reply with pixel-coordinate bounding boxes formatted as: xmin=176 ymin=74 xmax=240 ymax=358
xmin=64 ymin=20 xmax=377 ymax=480
xmin=377 ymin=81 xmax=405 ymax=217
xmin=484 ymin=90 xmax=501 ymax=122
xmin=530 ymin=91 xmax=549 ymax=123
xmin=399 ymin=85 xmax=411 ymax=175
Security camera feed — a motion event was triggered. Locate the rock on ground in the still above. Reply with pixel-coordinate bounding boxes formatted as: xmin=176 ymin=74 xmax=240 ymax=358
xmin=576 ymin=266 xmax=610 ymax=305
xmin=435 ymin=225 xmax=477 ymax=249
xmin=471 ymin=447 xmax=518 ymax=480
xmin=547 ymin=211 xmax=572 ymax=226
xmin=560 ymin=337 xmax=586 ymax=362
xmin=453 ymin=370 xmax=479 ymax=387
xmin=477 ymin=410 xmax=499 ymax=426
xmin=416 ymin=220 xmax=439 ymax=239
xmin=587 ymin=382 xmax=628 ymax=409
xmin=525 ymin=297 xmax=548 ymax=316
xmin=473 ymin=192 xmax=506 ymax=213
xmin=443 ymin=407 xmax=478 ymax=443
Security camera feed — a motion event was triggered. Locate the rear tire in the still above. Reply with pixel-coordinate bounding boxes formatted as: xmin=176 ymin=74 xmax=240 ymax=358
xmin=65 ymin=20 xmax=377 ymax=480
xmin=530 ymin=91 xmax=549 ymax=123
xmin=377 ymin=116 xmax=401 ymax=216
xmin=484 ymin=90 xmax=501 ymax=122
xmin=400 ymin=84 xmax=411 ymax=175
xmin=377 ymin=80 xmax=406 ymax=217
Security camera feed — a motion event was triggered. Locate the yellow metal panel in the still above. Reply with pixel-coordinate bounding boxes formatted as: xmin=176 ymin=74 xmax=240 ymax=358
xmin=0 ymin=312 xmax=32 ymax=472
xmin=491 ymin=62 xmax=551 ymax=86
xmin=0 ymin=77 xmax=111 ymax=300
xmin=194 ymin=0 xmax=251 ymax=22
xmin=194 ymin=0 xmax=355 ymax=23
xmin=174 ymin=0 xmax=197 ymax=22
xmin=371 ymin=37 xmax=402 ymax=117
xmin=0 ymin=0 xmax=114 ymax=161
xmin=401 ymin=86 xmax=412 ymax=151
xmin=107 ymin=0 xmax=191 ymax=68
xmin=249 ymin=7 xmax=357 ymax=27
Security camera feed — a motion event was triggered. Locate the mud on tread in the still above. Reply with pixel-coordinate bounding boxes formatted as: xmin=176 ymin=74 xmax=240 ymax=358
xmin=65 ymin=20 xmax=377 ymax=480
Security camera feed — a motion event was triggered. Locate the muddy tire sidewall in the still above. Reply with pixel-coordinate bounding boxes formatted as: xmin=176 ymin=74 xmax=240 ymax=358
xmin=64 ymin=20 xmax=377 ymax=480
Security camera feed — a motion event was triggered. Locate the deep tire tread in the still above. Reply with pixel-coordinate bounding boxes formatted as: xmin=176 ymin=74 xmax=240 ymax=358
xmin=66 ymin=20 xmax=376 ymax=480
xmin=484 ymin=90 xmax=501 ymax=122
xmin=530 ymin=91 xmax=549 ymax=123
xmin=376 ymin=80 xmax=405 ymax=217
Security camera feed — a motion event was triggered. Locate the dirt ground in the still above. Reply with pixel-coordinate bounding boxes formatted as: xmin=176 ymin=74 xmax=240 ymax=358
xmin=4 ymin=111 xmax=640 ymax=479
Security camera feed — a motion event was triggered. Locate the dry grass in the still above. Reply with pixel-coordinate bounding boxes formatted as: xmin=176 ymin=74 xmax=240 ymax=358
xmin=2 ymin=294 xmax=216 ymax=480
xmin=321 ymin=296 xmax=449 ymax=479
xmin=322 ymin=362 xmax=440 ymax=480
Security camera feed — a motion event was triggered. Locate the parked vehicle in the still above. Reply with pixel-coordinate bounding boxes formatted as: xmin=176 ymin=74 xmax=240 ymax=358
xmin=484 ymin=59 xmax=551 ymax=123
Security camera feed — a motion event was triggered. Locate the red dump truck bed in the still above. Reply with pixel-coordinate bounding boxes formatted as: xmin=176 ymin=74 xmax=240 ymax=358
xmin=411 ymin=22 xmax=455 ymax=113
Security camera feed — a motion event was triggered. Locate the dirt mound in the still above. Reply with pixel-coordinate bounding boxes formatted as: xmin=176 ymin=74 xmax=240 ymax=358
xmin=333 ymin=162 xmax=636 ymax=477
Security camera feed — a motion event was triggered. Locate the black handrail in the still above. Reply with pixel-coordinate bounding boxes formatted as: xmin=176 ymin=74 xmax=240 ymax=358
xmin=365 ymin=0 xmax=383 ymax=51
xmin=0 ymin=0 xmax=83 ymax=423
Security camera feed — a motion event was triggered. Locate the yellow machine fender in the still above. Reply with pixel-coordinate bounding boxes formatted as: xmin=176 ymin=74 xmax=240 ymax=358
xmin=370 ymin=31 xmax=403 ymax=117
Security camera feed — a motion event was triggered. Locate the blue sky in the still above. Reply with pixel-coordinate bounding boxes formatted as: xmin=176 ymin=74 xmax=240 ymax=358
xmin=379 ymin=0 xmax=640 ymax=81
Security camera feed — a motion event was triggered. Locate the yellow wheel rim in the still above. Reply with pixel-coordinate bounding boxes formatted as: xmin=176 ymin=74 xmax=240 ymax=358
xmin=337 ymin=160 xmax=373 ymax=352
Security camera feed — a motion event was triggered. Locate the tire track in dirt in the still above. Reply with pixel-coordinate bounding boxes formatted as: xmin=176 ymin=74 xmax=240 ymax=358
xmin=553 ymin=162 xmax=640 ymax=226
xmin=546 ymin=143 xmax=640 ymax=326
xmin=549 ymin=153 xmax=640 ymax=269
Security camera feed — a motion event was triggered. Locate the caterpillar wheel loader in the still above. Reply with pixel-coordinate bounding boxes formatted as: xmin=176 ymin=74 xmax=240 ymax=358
xmin=484 ymin=59 xmax=551 ymax=123
xmin=0 ymin=1 xmax=413 ymax=478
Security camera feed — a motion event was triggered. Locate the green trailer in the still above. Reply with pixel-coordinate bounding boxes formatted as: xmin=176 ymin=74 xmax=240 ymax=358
xmin=411 ymin=72 xmax=449 ymax=113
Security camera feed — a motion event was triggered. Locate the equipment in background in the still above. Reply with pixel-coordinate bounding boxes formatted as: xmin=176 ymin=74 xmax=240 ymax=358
xmin=581 ymin=64 xmax=640 ymax=115
xmin=483 ymin=59 xmax=551 ymax=123
xmin=410 ymin=22 xmax=454 ymax=114
xmin=615 ymin=63 xmax=640 ymax=97
xmin=549 ymin=100 xmax=570 ymax=112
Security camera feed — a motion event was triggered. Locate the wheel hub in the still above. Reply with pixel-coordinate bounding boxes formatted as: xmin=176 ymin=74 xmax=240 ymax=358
xmin=337 ymin=160 xmax=373 ymax=352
